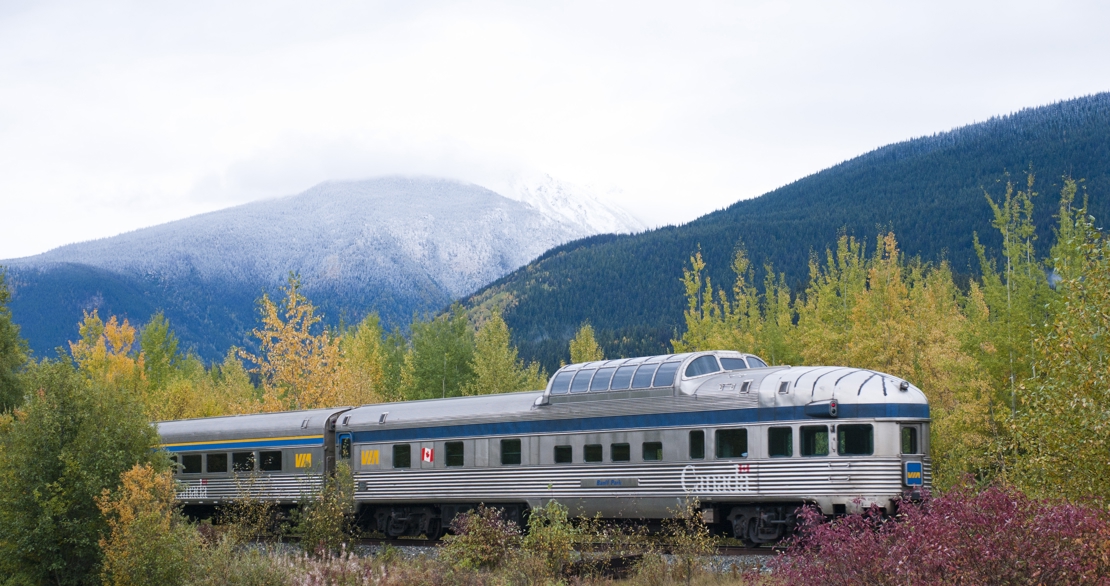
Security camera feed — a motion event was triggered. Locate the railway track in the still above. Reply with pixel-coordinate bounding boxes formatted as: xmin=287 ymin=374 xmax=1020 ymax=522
xmin=342 ymin=537 xmax=777 ymax=556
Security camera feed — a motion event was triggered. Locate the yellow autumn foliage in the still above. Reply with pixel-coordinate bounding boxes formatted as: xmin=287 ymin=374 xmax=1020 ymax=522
xmin=97 ymin=464 xmax=200 ymax=586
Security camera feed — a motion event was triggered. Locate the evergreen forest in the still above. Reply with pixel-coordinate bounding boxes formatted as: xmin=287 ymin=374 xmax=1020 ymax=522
xmin=468 ymin=93 xmax=1110 ymax=372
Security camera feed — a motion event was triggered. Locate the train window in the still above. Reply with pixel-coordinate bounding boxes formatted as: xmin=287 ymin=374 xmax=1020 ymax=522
xmin=611 ymin=443 xmax=630 ymax=462
xmin=689 ymin=430 xmax=705 ymax=459
xmin=838 ymin=425 xmax=874 ymax=455
xmin=610 ymin=366 xmax=637 ymax=390
xmin=181 ymin=454 xmax=202 ymax=474
xmin=259 ymin=451 xmax=282 ymax=472
xmin=338 ymin=435 xmax=352 ymax=459
xmin=169 ymin=454 xmax=178 ymax=471
xmin=653 ymin=362 xmax=681 ymax=387
xmin=554 ymin=445 xmax=573 ymax=464
xmin=501 ymin=439 xmax=522 ymax=465
xmin=590 ymin=367 xmax=616 ymax=391
xmin=631 ymin=364 xmax=659 ymax=389
xmin=719 ymin=357 xmax=748 ymax=371
xmin=901 ymin=427 xmax=919 ymax=454
xmin=445 ymin=442 xmax=464 ymax=467
xmin=716 ymin=429 xmax=748 ymax=458
xmin=206 ymin=453 xmax=228 ymax=473
xmin=768 ymin=427 xmax=793 ymax=457
xmin=801 ymin=426 xmax=829 ymax=457
xmin=393 ymin=444 xmax=412 ymax=468
xmin=643 ymin=442 xmax=662 ymax=461
xmin=570 ymin=370 xmax=595 ymax=394
xmin=549 ymin=371 xmax=574 ymax=394
xmin=584 ymin=444 xmax=603 ymax=462
xmin=748 ymin=356 xmax=768 ymax=368
xmin=685 ymin=355 xmax=721 ymax=378
xmin=232 ymin=451 xmax=255 ymax=472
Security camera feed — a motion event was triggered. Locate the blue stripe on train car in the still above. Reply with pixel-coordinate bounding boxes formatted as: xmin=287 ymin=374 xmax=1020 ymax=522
xmin=352 ymin=403 xmax=929 ymax=444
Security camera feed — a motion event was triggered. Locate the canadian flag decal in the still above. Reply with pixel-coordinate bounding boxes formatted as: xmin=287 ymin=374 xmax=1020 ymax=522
xmin=422 ymin=447 xmax=433 ymax=463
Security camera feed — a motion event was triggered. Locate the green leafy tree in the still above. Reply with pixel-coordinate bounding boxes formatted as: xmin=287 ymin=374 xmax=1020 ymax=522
xmin=400 ymin=305 xmax=476 ymax=400
xmin=379 ymin=327 xmax=408 ymax=403
xmin=338 ymin=312 xmax=387 ymax=406
xmin=969 ymin=174 xmax=1054 ymax=416
xmin=464 ymin=310 xmax=547 ymax=395
xmin=0 ymin=269 xmax=28 ymax=411
xmin=569 ymin=322 xmax=604 ymax=364
xmin=0 ymin=358 xmax=162 ymax=586
xmin=140 ymin=311 xmax=182 ymax=391
xmin=1007 ymin=180 xmax=1110 ymax=500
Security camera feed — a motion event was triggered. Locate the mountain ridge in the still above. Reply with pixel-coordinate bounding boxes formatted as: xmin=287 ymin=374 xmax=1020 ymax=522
xmin=4 ymin=175 xmax=642 ymax=359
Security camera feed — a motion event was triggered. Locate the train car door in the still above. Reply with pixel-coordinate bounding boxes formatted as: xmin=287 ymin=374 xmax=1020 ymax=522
xmin=899 ymin=424 xmax=924 ymax=491
xmin=323 ymin=410 xmax=350 ymax=476
xmin=337 ymin=433 xmax=353 ymax=463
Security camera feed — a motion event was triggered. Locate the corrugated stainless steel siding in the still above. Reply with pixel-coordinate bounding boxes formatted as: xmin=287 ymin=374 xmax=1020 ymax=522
xmin=175 ymin=474 xmax=324 ymax=504
xmin=353 ymin=458 xmax=905 ymax=510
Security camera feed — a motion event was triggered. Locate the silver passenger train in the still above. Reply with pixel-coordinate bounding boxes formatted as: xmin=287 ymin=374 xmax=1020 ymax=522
xmin=160 ymin=350 xmax=931 ymax=544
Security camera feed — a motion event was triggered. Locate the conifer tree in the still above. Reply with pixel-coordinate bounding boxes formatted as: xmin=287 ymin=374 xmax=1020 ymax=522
xmin=0 ymin=270 xmax=27 ymax=411
xmin=569 ymin=322 xmax=604 ymax=363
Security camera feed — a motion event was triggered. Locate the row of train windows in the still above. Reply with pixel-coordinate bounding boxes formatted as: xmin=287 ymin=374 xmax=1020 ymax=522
xmin=549 ymin=355 xmax=768 ymax=395
xmin=171 ymin=451 xmax=283 ymax=474
xmin=386 ymin=425 xmax=879 ymax=469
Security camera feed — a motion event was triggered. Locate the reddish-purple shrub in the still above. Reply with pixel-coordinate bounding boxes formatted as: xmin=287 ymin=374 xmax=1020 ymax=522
xmin=768 ymin=483 xmax=1110 ymax=585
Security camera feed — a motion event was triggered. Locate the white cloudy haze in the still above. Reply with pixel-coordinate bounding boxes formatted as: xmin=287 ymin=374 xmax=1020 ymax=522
xmin=2 ymin=0 xmax=1109 ymax=259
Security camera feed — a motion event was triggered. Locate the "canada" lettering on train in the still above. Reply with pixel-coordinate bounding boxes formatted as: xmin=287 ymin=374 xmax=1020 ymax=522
xmin=680 ymin=464 xmax=754 ymax=494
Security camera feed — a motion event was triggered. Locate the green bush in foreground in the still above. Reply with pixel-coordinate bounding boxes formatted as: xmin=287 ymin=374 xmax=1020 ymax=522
xmin=0 ymin=359 xmax=160 ymax=586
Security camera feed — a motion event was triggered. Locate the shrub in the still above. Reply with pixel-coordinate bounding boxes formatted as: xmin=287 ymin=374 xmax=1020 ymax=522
xmin=769 ymin=482 xmax=1110 ymax=585
xmin=97 ymin=464 xmax=201 ymax=586
xmin=291 ymin=462 xmax=356 ymax=555
xmin=440 ymin=504 xmax=521 ymax=571
xmin=187 ymin=541 xmax=294 ymax=586
xmin=216 ymin=474 xmax=284 ymax=545
xmin=521 ymin=500 xmax=578 ymax=578
xmin=661 ymin=498 xmax=714 ymax=586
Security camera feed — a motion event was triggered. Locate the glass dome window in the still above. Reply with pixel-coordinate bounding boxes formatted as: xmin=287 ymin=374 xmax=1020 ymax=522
xmin=590 ymin=367 xmax=616 ymax=391
xmin=570 ymin=369 xmax=595 ymax=393
xmin=685 ymin=355 xmax=721 ymax=378
xmin=610 ymin=366 xmax=637 ymax=390
xmin=748 ymin=356 xmax=769 ymax=368
xmin=549 ymin=371 xmax=574 ymax=394
xmin=719 ymin=357 xmax=748 ymax=371
xmin=631 ymin=364 xmax=659 ymax=389
xmin=653 ymin=361 xmax=681 ymax=387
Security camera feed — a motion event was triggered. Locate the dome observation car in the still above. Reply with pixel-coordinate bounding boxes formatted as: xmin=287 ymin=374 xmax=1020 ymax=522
xmin=539 ymin=350 xmax=771 ymax=405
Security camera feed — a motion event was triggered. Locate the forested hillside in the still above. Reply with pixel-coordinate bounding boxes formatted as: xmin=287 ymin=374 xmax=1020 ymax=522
xmin=468 ymin=93 xmax=1110 ymax=371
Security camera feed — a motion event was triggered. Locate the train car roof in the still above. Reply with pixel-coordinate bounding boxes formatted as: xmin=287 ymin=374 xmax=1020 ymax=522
xmin=157 ymin=406 xmax=351 ymax=446
xmin=339 ymin=391 xmax=544 ymax=430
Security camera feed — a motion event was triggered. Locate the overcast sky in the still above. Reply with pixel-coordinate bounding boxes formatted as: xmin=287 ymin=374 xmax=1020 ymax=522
xmin=2 ymin=1 xmax=1108 ymax=259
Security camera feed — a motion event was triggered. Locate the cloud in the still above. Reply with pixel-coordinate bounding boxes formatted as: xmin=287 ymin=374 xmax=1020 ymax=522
xmin=2 ymin=0 xmax=1109 ymax=258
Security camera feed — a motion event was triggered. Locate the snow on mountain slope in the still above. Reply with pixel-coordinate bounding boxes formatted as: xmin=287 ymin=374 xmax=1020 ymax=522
xmin=4 ymin=175 xmax=640 ymax=359
xmin=507 ymin=174 xmax=647 ymax=235
xmin=11 ymin=176 xmax=610 ymax=298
